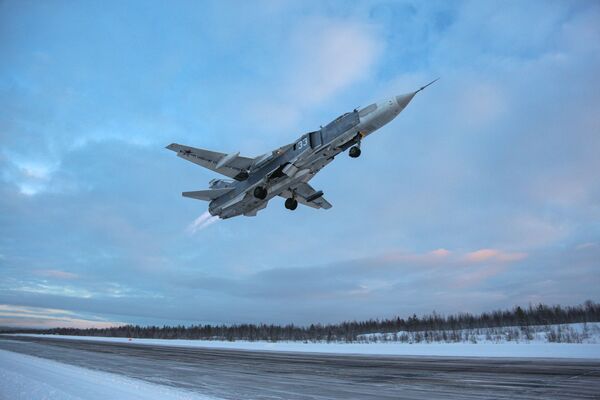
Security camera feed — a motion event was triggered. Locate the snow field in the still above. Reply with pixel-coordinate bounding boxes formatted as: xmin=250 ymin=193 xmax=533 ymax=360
xmin=9 ymin=329 xmax=600 ymax=359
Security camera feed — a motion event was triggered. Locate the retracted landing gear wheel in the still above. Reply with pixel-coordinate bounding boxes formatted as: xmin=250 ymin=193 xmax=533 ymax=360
xmin=285 ymin=198 xmax=298 ymax=210
xmin=253 ymin=186 xmax=268 ymax=200
xmin=349 ymin=146 xmax=361 ymax=158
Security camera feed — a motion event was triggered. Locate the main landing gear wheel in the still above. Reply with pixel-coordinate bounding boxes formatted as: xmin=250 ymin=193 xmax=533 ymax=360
xmin=349 ymin=146 xmax=361 ymax=158
xmin=285 ymin=198 xmax=298 ymax=210
xmin=253 ymin=186 xmax=268 ymax=200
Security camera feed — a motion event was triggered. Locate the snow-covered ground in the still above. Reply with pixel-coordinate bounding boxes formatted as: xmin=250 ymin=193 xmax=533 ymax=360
xmin=358 ymin=322 xmax=600 ymax=344
xmin=11 ymin=326 xmax=600 ymax=359
xmin=0 ymin=349 xmax=218 ymax=400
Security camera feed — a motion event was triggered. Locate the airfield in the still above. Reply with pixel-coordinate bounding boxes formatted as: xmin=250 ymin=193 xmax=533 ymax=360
xmin=2 ymin=335 xmax=599 ymax=400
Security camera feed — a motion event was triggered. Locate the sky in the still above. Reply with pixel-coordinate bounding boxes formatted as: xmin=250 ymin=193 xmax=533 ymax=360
xmin=1 ymin=0 xmax=599 ymax=328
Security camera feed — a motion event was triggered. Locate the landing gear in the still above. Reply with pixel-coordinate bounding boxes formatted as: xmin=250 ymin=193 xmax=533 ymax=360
xmin=285 ymin=198 xmax=298 ymax=210
xmin=253 ymin=186 xmax=267 ymax=200
xmin=349 ymin=146 xmax=361 ymax=158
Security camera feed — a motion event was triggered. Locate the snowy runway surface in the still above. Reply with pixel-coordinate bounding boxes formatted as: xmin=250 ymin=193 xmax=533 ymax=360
xmin=0 ymin=348 xmax=215 ymax=399
xmin=1 ymin=335 xmax=600 ymax=399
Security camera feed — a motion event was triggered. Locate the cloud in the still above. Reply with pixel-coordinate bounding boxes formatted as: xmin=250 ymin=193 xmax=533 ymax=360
xmin=430 ymin=248 xmax=451 ymax=257
xmin=576 ymin=242 xmax=598 ymax=250
xmin=0 ymin=1 xmax=598 ymax=327
xmin=454 ymin=82 xmax=507 ymax=129
xmin=0 ymin=243 xmax=597 ymax=326
xmin=0 ymin=304 xmax=123 ymax=329
xmin=451 ymin=265 xmax=506 ymax=289
xmin=464 ymin=249 xmax=527 ymax=263
xmin=245 ymin=17 xmax=383 ymax=133
xmin=0 ymin=155 xmax=59 ymax=196
xmin=171 ymin=248 xmax=519 ymax=301
xmin=34 ymin=269 xmax=78 ymax=280
xmin=286 ymin=19 xmax=383 ymax=106
xmin=11 ymin=283 xmax=94 ymax=299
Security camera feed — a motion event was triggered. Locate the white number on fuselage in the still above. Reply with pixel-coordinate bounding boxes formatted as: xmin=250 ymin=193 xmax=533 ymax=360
xmin=297 ymin=137 xmax=308 ymax=150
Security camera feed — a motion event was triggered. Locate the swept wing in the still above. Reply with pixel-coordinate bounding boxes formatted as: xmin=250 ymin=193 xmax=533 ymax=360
xmin=279 ymin=182 xmax=332 ymax=210
xmin=166 ymin=143 xmax=254 ymax=181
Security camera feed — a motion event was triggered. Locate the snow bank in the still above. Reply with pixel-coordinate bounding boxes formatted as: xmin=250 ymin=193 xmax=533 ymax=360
xmin=0 ymin=349 xmax=218 ymax=400
xmin=10 ymin=333 xmax=600 ymax=359
xmin=358 ymin=322 xmax=600 ymax=344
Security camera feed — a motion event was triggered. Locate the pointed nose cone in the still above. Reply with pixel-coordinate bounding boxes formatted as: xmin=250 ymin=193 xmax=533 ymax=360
xmin=394 ymin=78 xmax=439 ymax=111
xmin=395 ymin=92 xmax=417 ymax=110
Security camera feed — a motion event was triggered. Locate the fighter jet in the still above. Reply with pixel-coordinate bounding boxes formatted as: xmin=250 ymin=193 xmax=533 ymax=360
xmin=166 ymin=79 xmax=437 ymax=219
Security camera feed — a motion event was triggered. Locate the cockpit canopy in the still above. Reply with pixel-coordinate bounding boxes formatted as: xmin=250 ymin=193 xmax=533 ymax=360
xmin=358 ymin=103 xmax=377 ymax=117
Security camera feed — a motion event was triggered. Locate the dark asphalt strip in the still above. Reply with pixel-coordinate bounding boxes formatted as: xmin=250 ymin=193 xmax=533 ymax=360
xmin=1 ymin=336 xmax=599 ymax=400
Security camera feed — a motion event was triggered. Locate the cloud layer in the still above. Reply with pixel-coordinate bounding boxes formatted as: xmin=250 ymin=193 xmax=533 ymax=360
xmin=1 ymin=1 xmax=599 ymax=327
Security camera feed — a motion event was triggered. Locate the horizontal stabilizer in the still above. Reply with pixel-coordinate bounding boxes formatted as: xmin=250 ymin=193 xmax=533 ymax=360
xmin=182 ymin=187 xmax=234 ymax=201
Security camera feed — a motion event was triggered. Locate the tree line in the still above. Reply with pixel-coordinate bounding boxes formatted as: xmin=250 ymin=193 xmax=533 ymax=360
xmin=5 ymin=301 xmax=599 ymax=342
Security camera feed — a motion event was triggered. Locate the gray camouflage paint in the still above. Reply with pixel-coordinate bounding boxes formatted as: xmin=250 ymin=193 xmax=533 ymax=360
xmin=169 ymin=86 xmax=431 ymax=219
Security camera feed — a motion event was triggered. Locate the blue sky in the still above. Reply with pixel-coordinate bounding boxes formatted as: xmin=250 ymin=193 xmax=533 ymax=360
xmin=1 ymin=0 xmax=599 ymax=328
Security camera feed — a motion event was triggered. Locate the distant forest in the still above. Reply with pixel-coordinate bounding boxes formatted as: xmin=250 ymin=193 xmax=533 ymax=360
xmin=6 ymin=301 xmax=600 ymax=342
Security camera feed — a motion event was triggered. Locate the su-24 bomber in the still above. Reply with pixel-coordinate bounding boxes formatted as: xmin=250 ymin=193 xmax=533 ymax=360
xmin=167 ymin=79 xmax=438 ymax=219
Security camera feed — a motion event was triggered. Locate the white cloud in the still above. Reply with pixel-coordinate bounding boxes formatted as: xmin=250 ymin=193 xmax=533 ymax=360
xmin=430 ymin=248 xmax=451 ymax=257
xmin=286 ymin=19 xmax=383 ymax=106
xmin=454 ymin=82 xmax=507 ymax=130
xmin=1 ymin=155 xmax=59 ymax=196
xmin=246 ymin=18 xmax=383 ymax=132
xmin=13 ymin=283 xmax=94 ymax=299
xmin=0 ymin=304 xmax=124 ymax=329
xmin=464 ymin=249 xmax=527 ymax=263
xmin=576 ymin=242 xmax=598 ymax=251
xmin=17 ymin=183 xmax=42 ymax=196
xmin=34 ymin=269 xmax=79 ymax=280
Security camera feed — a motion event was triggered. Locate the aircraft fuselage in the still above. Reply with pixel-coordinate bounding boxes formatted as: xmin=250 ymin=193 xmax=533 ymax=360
xmin=211 ymin=93 xmax=414 ymax=219
xmin=167 ymin=81 xmax=437 ymax=219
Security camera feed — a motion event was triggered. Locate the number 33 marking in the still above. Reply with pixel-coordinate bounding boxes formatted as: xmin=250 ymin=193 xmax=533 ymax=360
xmin=297 ymin=137 xmax=308 ymax=150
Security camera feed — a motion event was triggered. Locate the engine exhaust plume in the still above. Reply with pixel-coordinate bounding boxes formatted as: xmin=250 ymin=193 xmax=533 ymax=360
xmin=187 ymin=211 xmax=219 ymax=234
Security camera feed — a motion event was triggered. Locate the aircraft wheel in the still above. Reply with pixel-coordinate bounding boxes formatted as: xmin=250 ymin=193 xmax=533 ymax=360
xmin=285 ymin=198 xmax=298 ymax=210
xmin=349 ymin=146 xmax=361 ymax=158
xmin=253 ymin=186 xmax=268 ymax=200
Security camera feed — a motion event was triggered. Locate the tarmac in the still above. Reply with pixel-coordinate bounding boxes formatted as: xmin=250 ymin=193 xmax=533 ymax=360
xmin=1 ymin=335 xmax=599 ymax=399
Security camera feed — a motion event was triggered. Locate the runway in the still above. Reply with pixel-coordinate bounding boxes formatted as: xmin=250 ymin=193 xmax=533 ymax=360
xmin=1 ymin=335 xmax=599 ymax=399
